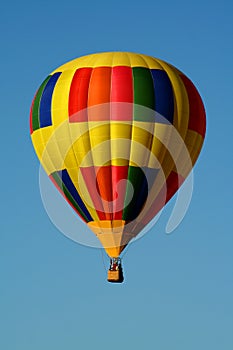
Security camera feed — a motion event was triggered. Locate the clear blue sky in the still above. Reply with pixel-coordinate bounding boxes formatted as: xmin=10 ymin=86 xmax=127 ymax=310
xmin=1 ymin=1 xmax=233 ymax=349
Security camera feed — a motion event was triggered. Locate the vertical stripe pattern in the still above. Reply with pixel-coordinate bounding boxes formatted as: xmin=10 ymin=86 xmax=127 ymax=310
xmin=30 ymin=52 xmax=206 ymax=257
xmin=39 ymin=72 xmax=62 ymax=128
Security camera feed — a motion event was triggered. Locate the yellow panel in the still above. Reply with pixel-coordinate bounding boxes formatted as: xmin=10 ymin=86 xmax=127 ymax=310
xmin=77 ymin=169 xmax=100 ymax=216
xmin=43 ymin=142 xmax=64 ymax=171
xmin=148 ymin=124 xmax=172 ymax=167
xmin=88 ymin=124 xmax=110 ymax=166
xmin=40 ymin=147 xmax=58 ymax=175
xmin=56 ymin=138 xmax=76 ymax=167
xmin=111 ymin=159 xmax=129 ymax=166
xmin=88 ymin=130 xmax=110 ymax=149
xmin=190 ymin=135 xmax=203 ymax=163
xmin=149 ymin=137 xmax=169 ymax=169
xmin=63 ymin=146 xmax=79 ymax=169
xmin=185 ymin=129 xmax=204 ymax=150
xmin=177 ymin=130 xmax=204 ymax=177
xmin=32 ymin=130 xmax=58 ymax=174
xmin=153 ymin=123 xmax=174 ymax=147
xmin=68 ymin=122 xmax=93 ymax=167
xmin=69 ymin=121 xmax=162 ymax=168
xmin=33 ymin=123 xmax=78 ymax=172
xmin=110 ymin=123 xmax=131 ymax=166
xmin=125 ymin=53 xmax=159 ymax=68
xmin=66 ymin=167 xmax=79 ymax=184
xmin=156 ymin=59 xmax=189 ymax=140
xmin=67 ymin=167 xmax=99 ymax=221
xmin=148 ymin=121 xmax=187 ymax=183
xmin=33 ymin=117 xmax=191 ymax=174
xmin=51 ymin=54 xmax=93 ymax=73
xmin=135 ymin=53 xmax=164 ymax=69
xmin=33 ymin=128 xmax=62 ymax=173
xmin=40 ymin=131 xmax=65 ymax=173
xmin=69 ymin=121 xmax=90 ymax=140
xmin=68 ymin=121 xmax=187 ymax=169
xmin=112 ymin=52 xmax=131 ymax=67
xmin=75 ymin=134 xmax=92 ymax=155
xmin=35 ymin=125 xmax=53 ymax=146
xmin=90 ymin=152 xmax=112 ymax=167
xmin=87 ymin=220 xmax=132 ymax=258
xmin=87 ymin=52 xmax=116 ymax=68
xmin=111 ymin=139 xmax=131 ymax=166
xmin=103 ymin=245 xmax=125 ymax=259
xmin=110 ymin=122 xmax=132 ymax=139
xmin=88 ymin=124 xmax=110 ymax=144
xmin=52 ymin=122 xmax=71 ymax=144
xmin=51 ymin=69 xmax=76 ymax=126
xmin=51 ymin=52 xmax=165 ymax=73
xmin=31 ymin=129 xmax=45 ymax=160
xmin=129 ymin=125 xmax=154 ymax=167
xmin=160 ymin=152 xmax=175 ymax=176
xmin=130 ymin=125 xmax=154 ymax=146
xmin=73 ymin=152 xmax=94 ymax=167
xmin=135 ymin=124 xmax=179 ymax=218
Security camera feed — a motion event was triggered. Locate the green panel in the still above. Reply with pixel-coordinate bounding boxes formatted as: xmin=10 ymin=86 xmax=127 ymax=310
xmin=32 ymin=75 xmax=51 ymax=131
xmin=51 ymin=172 xmax=89 ymax=222
xmin=132 ymin=67 xmax=155 ymax=121
xmin=122 ymin=166 xmax=148 ymax=221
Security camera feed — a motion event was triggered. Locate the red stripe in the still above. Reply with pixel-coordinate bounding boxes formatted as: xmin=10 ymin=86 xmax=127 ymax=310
xmin=80 ymin=167 xmax=106 ymax=220
xmin=111 ymin=66 xmax=133 ymax=102
xmin=69 ymin=68 xmax=93 ymax=122
xmin=111 ymin=165 xmax=129 ymax=219
xmin=111 ymin=66 xmax=133 ymax=121
xmin=29 ymin=94 xmax=36 ymax=134
xmin=69 ymin=66 xmax=134 ymax=122
xmin=80 ymin=165 xmax=130 ymax=220
xmin=96 ymin=166 xmax=113 ymax=220
xmin=95 ymin=165 xmax=129 ymax=220
xmin=180 ymin=74 xmax=206 ymax=138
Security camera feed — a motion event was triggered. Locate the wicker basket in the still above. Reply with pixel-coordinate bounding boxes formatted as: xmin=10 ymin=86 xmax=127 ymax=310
xmin=107 ymin=269 xmax=124 ymax=283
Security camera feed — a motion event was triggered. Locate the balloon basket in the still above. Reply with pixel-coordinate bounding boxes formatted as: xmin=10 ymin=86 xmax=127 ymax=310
xmin=107 ymin=268 xmax=124 ymax=283
xmin=107 ymin=258 xmax=124 ymax=283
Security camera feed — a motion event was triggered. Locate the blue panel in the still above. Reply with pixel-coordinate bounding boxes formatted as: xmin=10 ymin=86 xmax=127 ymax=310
xmin=123 ymin=167 xmax=159 ymax=221
xmin=39 ymin=72 xmax=61 ymax=128
xmin=132 ymin=167 xmax=159 ymax=220
xmin=151 ymin=70 xmax=174 ymax=125
xmin=58 ymin=169 xmax=93 ymax=222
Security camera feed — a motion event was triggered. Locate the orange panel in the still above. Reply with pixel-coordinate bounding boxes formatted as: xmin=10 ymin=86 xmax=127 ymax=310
xmin=88 ymin=67 xmax=112 ymax=121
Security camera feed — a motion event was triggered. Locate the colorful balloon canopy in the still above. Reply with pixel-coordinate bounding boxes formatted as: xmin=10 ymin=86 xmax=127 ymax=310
xmin=30 ymin=52 xmax=206 ymax=258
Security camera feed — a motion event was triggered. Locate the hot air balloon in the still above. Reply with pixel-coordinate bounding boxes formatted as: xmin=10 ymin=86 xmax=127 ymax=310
xmin=30 ymin=52 xmax=206 ymax=283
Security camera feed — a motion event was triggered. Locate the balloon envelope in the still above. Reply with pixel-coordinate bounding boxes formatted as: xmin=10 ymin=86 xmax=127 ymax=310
xmin=30 ymin=52 xmax=206 ymax=257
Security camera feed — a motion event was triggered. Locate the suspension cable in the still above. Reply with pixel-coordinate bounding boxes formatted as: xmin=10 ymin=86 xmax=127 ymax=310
xmin=100 ymin=249 xmax=108 ymax=272
xmin=100 ymin=243 xmax=131 ymax=273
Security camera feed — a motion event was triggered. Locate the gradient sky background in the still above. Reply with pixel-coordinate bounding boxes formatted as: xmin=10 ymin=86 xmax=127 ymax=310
xmin=1 ymin=0 xmax=233 ymax=349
